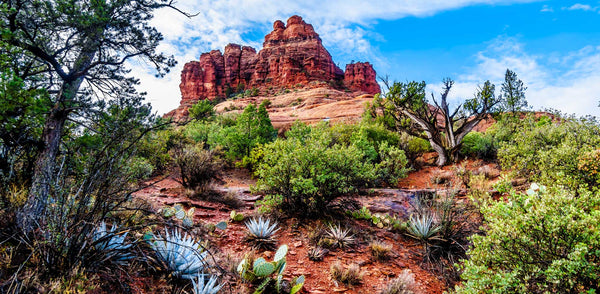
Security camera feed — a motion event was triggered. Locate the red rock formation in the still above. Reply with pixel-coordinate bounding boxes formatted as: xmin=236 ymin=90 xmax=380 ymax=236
xmin=167 ymin=15 xmax=380 ymax=120
xmin=344 ymin=62 xmax=380 ymax=95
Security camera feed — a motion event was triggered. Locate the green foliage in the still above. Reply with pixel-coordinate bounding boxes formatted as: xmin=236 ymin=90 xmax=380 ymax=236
xmin=499 ymin=69 xmax=528 ymax=113
xmin=221 ymin=102 xmax=276 ymax=160
xmin=375 ymin=78 xmax=502 ymax=166
xmin=375 ymin=142 xmax=410 ymax=185
xmin=459 ymin=132 xmax=496 ymax=160
xmin=496 ymin=114 xmax=600 ymax=192
xmin=254 ymin=123 xmax=377 ymax=215
xmin=456 ymin=184 xmax=600 ymax=293
xmin=0 ymin=70 xmax=49 ymax=188
xmin=188 ymin=100 xmax=215 ymax=121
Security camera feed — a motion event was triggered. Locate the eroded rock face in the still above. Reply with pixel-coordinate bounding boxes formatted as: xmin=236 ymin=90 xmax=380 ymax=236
xmin=167 ymin=15 xmax=380 ymax=120
xmin=344 ymin=62 xmax=380 ymax=95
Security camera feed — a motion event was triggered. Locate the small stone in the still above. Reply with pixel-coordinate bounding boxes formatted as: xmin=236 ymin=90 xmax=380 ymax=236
xmin=263 ymin=251 xmax=273 ymax=259
xmin=293 ymin=241 xmax=303 ymax=248
xmin=289 ymin=250 xmax=297 ymax=255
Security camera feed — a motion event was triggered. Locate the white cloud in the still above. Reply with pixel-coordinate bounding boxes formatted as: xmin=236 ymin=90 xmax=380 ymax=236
xmin=133 ymin=0 xmax=543 ymax=114
xmin=540 ymin=4 xmax=553 ymax=12
xmin=563 ymin=3 xmax=594 ymax=11
xmin=431 ymin=37 xmax=600 ymax=117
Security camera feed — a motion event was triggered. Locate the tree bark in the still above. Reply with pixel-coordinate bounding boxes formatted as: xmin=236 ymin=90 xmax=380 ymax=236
xmin=17 ymin=79 xmax=85 ymax=232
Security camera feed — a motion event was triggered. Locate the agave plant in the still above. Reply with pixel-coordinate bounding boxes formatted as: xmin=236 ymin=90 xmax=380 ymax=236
xmin=325 ymin=224 xmax=355 ymax=249
xmin=149 ymin=228 xmax=207 ymax=280
xmin=245 ymin=216 xmax=279 ymax=249
xmin=307 ymin=246 xmax=328 ymax=261
xmin=191 ymin=274 xmax=223 ymax=294
xmin=407 ymin=212 xmax=441 ymax=241
xmin=93 ymin=221 xmax=134 ymax=265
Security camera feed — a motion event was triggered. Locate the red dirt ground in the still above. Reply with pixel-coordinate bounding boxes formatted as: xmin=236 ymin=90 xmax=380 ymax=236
xmin=134 ymin=158 xmax=502 ymax=294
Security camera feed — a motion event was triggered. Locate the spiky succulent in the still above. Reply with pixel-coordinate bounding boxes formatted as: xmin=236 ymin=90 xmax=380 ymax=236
xmin=407 ymin=212 xmax=441 ymax=241
xmin=245 ymin=216 xmax=279 ymax=249
xmin=93 ymin=221 xmax=133 ymax=265
xmin=149 ymin=228 xmax=207 ymax=279
xmin=191 ymin=274 xmax=223 ymax=294
xmin=325 ymin=224 xmax=355 ymax=249
xmin=307 ymin=246 xmax=328 ymax=261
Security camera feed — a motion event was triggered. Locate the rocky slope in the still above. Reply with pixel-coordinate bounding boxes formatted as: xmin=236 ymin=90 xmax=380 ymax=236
xmin=166 ymin=15 xmax=380 ymax=121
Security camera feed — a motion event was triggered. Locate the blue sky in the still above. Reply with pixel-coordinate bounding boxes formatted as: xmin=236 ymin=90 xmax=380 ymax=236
xmin=134 ymin=1 xmax=600 ymax=117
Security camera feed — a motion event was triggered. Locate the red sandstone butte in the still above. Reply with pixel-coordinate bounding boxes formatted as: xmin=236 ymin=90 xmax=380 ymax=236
xmin=167 ymin=15 xmax=380 ymax=120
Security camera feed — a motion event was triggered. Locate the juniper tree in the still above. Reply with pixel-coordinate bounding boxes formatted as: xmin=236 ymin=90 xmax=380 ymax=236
xmin=376 ymin=78 xmax=501 ymax=166
xmin=0 ymin=0 xmax=187 ymax=231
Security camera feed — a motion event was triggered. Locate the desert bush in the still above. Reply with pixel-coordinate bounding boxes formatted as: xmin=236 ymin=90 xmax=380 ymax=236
xmin=577 ymin=148 xmax=600 ymax=185
xmin=375 ymin=142 xmax=410 ymax=185
xmin=459 ymin=131 xmax=496 ymax=160
xmin=400 ymin=133 xmax=432 ymax=165
xmin=496 ymin=114 xmax=600 ymax=192
xmin=254 ymin=123 xmax=376 ymax=215
xmin=171 ymin=143 xmax=222 ymax=192
xmin=457 ymin=184 xmax=600 ymax=293
xmin=188 ymin=100 xmax=215 ymax=121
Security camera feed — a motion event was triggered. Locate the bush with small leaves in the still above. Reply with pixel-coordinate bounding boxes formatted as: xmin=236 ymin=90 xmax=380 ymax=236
xmin=456 ymin=184 xmax=600 ymax=293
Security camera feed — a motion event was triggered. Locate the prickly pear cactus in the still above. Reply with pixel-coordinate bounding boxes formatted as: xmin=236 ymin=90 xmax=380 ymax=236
xmin=253 ymin=261 xmax=275 ymax=277
xmin=274 ymin=244 xmax=288 ymax=262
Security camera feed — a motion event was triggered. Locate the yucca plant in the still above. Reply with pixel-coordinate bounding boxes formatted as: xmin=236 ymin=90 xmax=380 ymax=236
xmin=191 ymin=274 xmax=223 ymax=294
xmin=149 ymin=228 xmax=207 ymax=280
xmin=407 ymin=212 xmax=441 ymax=242
xmin=325 ymin=224 xmax=355 ymax=250
xmin=245 ymin=216 xmax=279 ymax=250
xmin=307 ymin=246 xmax=328 ymax=261
xmin=93 ymin=221 xmax=134 ymax=265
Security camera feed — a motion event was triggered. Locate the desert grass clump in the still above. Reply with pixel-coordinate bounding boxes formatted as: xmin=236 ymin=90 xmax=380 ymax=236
xmin=379 ymin=269 xmax=419 ymax=294
xmin=330 ymin=261 xmax=363 ymax=286
xmin=307 ymin=246 xmax=329 ymax=261
xmin=245 ymin=216 xmax=279 ymax=250
xmin=369 ymin=240 xmax=392 ymax=261
xmin=324 ymin=223 xmax=355 ymax=250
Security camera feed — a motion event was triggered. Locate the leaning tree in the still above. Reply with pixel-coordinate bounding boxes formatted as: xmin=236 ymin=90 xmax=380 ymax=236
xmin=376 ymin=78 xmax=501 ymax=166
xmin=0 ymin=0 xmax=188 ymax=231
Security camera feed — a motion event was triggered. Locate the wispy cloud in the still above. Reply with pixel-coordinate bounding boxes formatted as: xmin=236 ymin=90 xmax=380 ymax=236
xmin=540 ymin=4 xmax=553 ymax=12
xmin=432 ymin=37 xmax=600 ymax=117
xmin=562 ymin=3 xmax=596 ymax=11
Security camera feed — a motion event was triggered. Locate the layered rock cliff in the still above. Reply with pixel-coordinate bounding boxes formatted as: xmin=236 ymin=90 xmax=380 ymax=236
xmin=168 ymin=15 xmax=380 ymax=120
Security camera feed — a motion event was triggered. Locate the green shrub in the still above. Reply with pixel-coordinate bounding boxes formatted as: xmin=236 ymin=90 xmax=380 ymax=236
xmin=497 ymin=115 xmax=600 ymax=192
xmin=188 ymin=99 xmax=215 ymax=121
xmin=254 ymin=123 xmax=376 ymax=215
xmin=460 ymin=131 xmax=496 ymax=160
xmin=456 ymin=184 xmax=600 ymax=293
xmin=400 ymin=133 xmax=431 ymax=163
xmin=375 ymin=142 xmax=410 ymax=185
xmin=171 ymin=143 xmax=222 ymax=191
